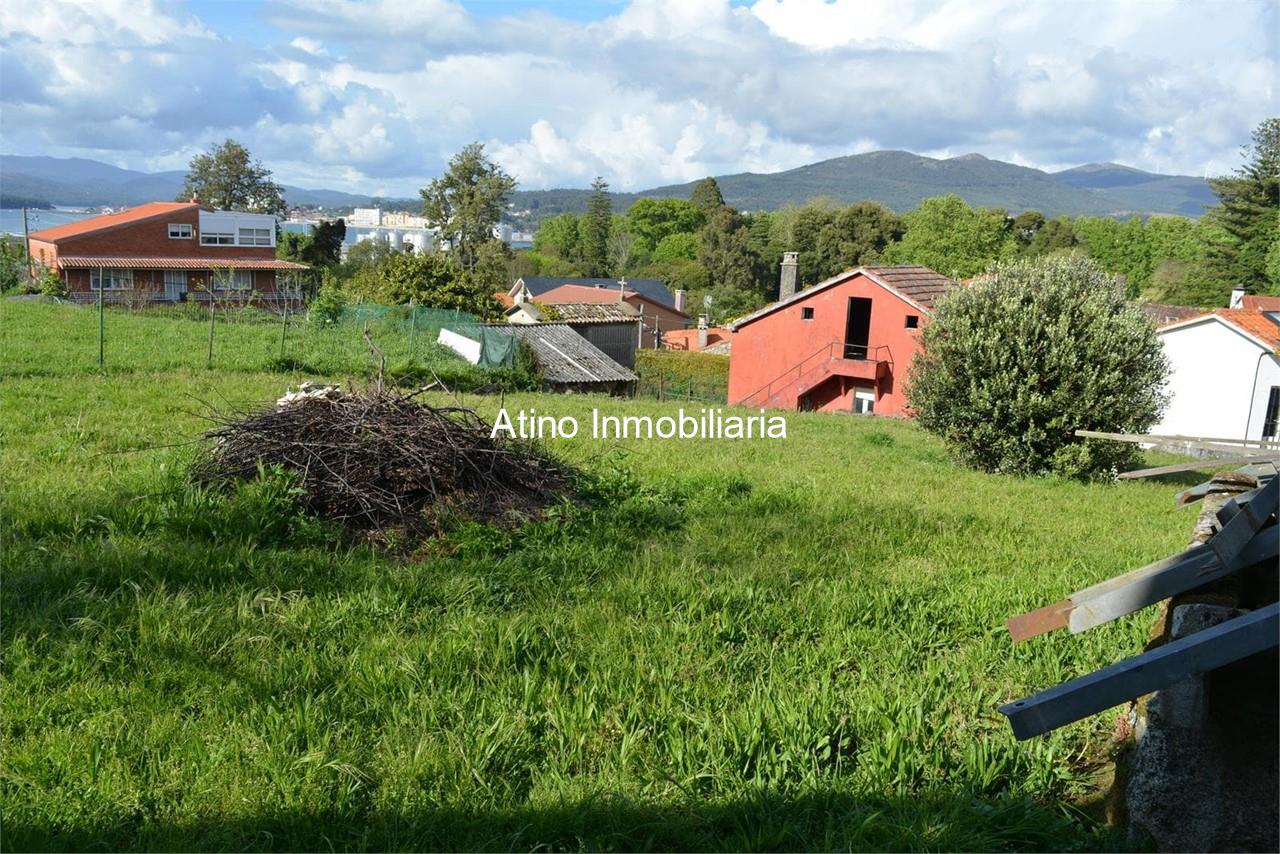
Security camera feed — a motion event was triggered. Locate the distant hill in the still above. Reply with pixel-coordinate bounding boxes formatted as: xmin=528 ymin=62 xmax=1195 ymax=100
xmin=511 ymin=151 xmax=1216 ymax=223
xmin=2 ymin=150 xmax=1216 ymax=223
xmin=0 ymin=155 xmax=374 ymax=209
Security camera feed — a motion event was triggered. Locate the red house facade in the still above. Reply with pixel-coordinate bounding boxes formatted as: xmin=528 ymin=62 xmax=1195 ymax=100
xmin=27 ymin=202 xmax=308 ymax=305
xmin=726 ymin=265 xmax=955 ymax=415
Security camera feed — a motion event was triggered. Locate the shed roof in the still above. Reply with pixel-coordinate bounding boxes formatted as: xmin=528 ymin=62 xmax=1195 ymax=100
xmin=29 ymin=202 xmax=200 ymax=242
xmin=515 ymin=276 xmax=675 ymax=308
xmin=1142 ymin=302 xmax=1204 ymax=326
xmin=727 ymin=265 xmax=954 ymax=330
xmin=546 ymin=302 xmax=640 ymax=322
xmin=491 ymin=323 xmax=637 ymax=384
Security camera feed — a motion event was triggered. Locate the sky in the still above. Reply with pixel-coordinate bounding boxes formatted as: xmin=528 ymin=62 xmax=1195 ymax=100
xmin=0 ymin=0 xmax=1275 ymax=196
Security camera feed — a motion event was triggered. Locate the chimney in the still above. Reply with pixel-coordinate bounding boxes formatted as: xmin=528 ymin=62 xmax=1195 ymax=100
xmin=675 ymin=289 xmax=687 ymax=314
xmin=780 ymin=251 xmax=799 ymax=299
xmin=698 ymin=315 xmax=708 ymax=351
xmin=1230 ymin=285 xmax=1246 ymax=309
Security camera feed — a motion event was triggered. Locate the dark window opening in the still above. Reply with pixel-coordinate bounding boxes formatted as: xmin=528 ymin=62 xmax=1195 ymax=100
xmin=801 ymin=306 xmax=814 ymax=320
xmin=844 ymin=296 xmax=872 ymax=359
xmin=905 ymin=315 xmax=919 ymax=329
xmin=1263 ymin=386 xmax=1280 ymax=439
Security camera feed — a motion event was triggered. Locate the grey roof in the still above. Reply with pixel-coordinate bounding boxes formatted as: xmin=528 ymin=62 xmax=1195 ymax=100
xmin=492 ymin=323 xmax=637 ymax=385
xmin=518 ymin=277 xmax=675 ymax=308
xmin=728 ymin=265 xmax=955 ymax=330
xmin=547 ymin=303 xmax=640 ymax=323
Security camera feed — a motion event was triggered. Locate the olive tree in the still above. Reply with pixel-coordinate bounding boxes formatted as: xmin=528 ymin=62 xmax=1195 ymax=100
xmin=907 ymin=256 xmax=1169 ymax=479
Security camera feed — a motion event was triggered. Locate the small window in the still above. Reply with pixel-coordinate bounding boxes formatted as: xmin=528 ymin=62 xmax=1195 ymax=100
xmin=905 ymin=315 xmax=920 ymax=329
xmin=238 ymin=227 xmax=272 ymax=246
xmin=90 ymin=268 xmax=133 ymax=290
xmin=1263 ymin=387 xmax=1280 ymax=440
xmin=200 ymin=231 xmax=235 ymax=246
xmin=801 ymin=306 xmax=814 ymax=320
xmin=168 ymin=223 xmax=192 ymax=239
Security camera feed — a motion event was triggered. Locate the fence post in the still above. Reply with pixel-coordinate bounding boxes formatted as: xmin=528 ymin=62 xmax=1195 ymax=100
xmin=408 ymin=299 xmax=417 ymax=360
xmin=279 ymin=302 xmax=289 ymax=362
xmin=97 ymin=265 xmax=104 ymax=369
xmin=207 ymin=296 xmax=216 ymax=366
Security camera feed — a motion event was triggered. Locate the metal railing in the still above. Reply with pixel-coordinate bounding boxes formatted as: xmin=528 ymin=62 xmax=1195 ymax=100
xmin=736 ymin=340 xmax=893 ymax=408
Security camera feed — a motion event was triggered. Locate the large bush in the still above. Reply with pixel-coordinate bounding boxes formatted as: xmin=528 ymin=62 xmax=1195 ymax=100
xmin=907 ymin=256 xmax=1169 ymax=479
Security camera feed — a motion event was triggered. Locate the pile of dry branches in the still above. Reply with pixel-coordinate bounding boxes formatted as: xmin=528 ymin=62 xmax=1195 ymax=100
xmin=194 ymin=388 xmax=570 ymax=533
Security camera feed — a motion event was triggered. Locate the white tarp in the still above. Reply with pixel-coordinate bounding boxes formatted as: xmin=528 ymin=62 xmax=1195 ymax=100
xmin=437 ymin=327 xmax=482 ymax=364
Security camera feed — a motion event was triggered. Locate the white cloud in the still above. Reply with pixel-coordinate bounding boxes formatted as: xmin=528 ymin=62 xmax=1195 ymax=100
xmin=0 ymin=0 xmax=1274 ymax=195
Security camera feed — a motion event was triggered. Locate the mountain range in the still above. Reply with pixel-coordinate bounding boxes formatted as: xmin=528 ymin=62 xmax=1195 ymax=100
xmin=0 ymin=156 xmax=373 ymax=210
xmin=1 ymin=150 xmax=1216 ymax=222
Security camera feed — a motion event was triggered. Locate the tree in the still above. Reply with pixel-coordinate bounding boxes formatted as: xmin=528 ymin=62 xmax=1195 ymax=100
xmin=651 ymin=232 xmax=700 ymax=263
xmin=885 ymin=195 xmax=1014 ymax=278
xmin=606 ymin=220 xmax=636 ymax=275
xmin=1205 ymin=117 xmax=1280 ymax=294
xmin=421 ymin=142 xmax=517 ymax=274
xmin=179 ymin=139 xmax=287 ymax=215
xmin=907 ymin=256 xmax=1168 ymax=479
xmin=690 ymin=177 xmax=726 ymax=214
xmin=308 ymin=219 xmax=347 ymax=267
xmin=280 ymin=219 xmax=346 ymax=268
xmin=578 ymin=177 xmax=612 ymax=277
xmin=698 ymin=206 xmax=765 ymax=299
xmin=532 ymin=213 xmax=581 ymax=261
xmin=625 ymin=197 xmax=706 ymax=252
xmin=1024 ymin=217 xmax=1077 ymax=256
xmin=812 ymin=201 xmax=904 ymax=280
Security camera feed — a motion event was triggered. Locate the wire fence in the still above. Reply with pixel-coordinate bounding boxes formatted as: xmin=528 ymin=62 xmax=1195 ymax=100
xmin=634 ymin=371 xmax=728 ymax=404
xmin=1 ymin=297 xmax=505 ymax=378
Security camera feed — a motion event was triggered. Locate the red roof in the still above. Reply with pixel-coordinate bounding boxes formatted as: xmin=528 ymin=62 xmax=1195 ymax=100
xmin=537 ymin=283 xmax=688 ymax=317
xmin=1242 ymin=294 xmax=1280 ymax=311
xmin=58 ymin=256 xmax=309 ymax=270
xmin=1216 ymin=308 xmax=1280 ymax=348
xmin=28 ymin=202 xmax=200 ymax=242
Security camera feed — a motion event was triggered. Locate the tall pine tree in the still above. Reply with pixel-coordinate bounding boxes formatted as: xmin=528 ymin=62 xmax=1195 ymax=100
xmin=579 ymin=177 xmax=612 ymax=277
xmin=1206 ymin=118 xmax=1280 ymax=294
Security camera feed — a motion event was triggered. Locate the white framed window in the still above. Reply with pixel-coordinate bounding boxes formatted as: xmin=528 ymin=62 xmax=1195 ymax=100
xmin=168 ymin=223 xmax=192 ymax=239
xmin=213 ymin=269 xmax=255 ymax=291
xmin=200 ymin=231 xmax=235 ymax=246
xmin=238 ymin=227 xmax=272 ymax=246
xmin=90 ymin=268 xmax=133 ymax=290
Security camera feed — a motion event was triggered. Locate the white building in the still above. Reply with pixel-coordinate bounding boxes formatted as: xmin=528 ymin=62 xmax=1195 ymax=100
xmin=1153 ymin=309 xmax=1280 ymax=443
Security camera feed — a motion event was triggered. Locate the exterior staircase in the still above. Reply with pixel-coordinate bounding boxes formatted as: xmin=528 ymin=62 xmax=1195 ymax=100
xmin=736 ymin=341 xmax=894 ymax=410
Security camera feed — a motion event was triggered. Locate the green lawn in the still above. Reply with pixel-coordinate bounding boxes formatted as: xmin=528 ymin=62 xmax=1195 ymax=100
xmin=1 ymin=302 xmax=1201 ymax=851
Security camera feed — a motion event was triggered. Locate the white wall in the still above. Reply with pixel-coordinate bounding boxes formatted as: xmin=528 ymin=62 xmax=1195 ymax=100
xmin=1154 ymin=318 xmax=1277 ymax=441
xmin=198 ymin=210 xmax=277 ymax=245
xmin=1247 ymin=352 xmax=1280 ymax=439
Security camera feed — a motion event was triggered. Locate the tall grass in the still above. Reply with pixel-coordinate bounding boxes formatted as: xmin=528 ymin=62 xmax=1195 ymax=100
xmin=0 ymin=306 xmax=1200 ymax=851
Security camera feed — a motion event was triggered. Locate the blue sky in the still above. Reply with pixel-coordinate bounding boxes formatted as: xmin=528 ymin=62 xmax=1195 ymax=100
xmin=1 ymin=0 xmax=1275 ymax=196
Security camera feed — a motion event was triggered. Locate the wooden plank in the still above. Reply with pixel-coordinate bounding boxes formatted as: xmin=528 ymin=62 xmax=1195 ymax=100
xmin=1118 ymin=456 xmax=1276 ymax=480
xmin=1000 ymin=602 xmax=1280 ymax=740
xmin=1007 ymin=478 xmax=1278 ymax=641
xmin=1075 ymin=430 xmax=1280 ymax=450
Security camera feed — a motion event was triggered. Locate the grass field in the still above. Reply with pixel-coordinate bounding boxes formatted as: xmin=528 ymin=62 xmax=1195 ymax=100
xmin=1 ymin=301 xmax=1201 ymax=851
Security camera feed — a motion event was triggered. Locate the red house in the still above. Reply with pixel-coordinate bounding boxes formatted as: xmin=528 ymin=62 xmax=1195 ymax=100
xmin=27 ymin=201 xmax=309 ymax=305
xmin=726 ymin=265 xmax=955 ymax=414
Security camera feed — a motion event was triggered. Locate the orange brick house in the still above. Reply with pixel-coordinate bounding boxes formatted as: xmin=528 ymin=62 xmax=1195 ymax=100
xmin=27 ymin=201 xmax=308 ymax=304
